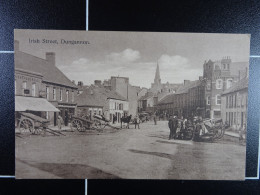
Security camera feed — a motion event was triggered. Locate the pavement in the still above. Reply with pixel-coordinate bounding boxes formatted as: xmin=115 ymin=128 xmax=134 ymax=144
xmin=16 ymin=120 xmax=246 ymax=180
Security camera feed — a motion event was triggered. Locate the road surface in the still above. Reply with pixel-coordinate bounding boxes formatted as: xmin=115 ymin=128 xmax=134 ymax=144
xmin=16 ymin=120 xmax=246 ymax=180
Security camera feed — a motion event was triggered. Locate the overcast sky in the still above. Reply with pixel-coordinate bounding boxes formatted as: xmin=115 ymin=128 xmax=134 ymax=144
xmin=15 ymin=30 xmax=250 ymax=88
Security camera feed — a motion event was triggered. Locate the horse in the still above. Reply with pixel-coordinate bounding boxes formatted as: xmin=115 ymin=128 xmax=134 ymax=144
xmin=121 ymin=115 xmax=132 ymax=129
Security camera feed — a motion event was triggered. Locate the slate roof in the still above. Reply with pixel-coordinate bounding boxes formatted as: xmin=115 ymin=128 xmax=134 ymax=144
xmin=222 ymin=77 xmax=248 ymax=95
xmin=76 ymin=85 xmax=127 ymax=107
xmin=15 ymin=50 xmax=77 ymax=89
xmin=175 ymin=80 xmax=201 ymax=94
xmin=158 ymin=80 xmax=201 ymax=105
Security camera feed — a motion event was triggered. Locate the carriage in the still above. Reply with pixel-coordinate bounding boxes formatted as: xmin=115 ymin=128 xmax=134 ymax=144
xmin=71 ymin=114 xmax=120 ymax=131
xmin=17 ymin=112 xmax=50 ymax=135
xmin=192 ymin=118 xmax=226 ymax=142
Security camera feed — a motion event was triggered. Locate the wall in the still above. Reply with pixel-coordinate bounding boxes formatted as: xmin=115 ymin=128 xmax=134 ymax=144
xmin=221 ymin=88 xmax=248 ymax=130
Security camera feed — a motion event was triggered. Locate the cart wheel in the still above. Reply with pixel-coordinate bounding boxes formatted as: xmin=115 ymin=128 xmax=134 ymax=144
xmin=72 ymin=119 xmax=83 ymax=131
xmin=19 ymin=118 xmax=34 ymax=135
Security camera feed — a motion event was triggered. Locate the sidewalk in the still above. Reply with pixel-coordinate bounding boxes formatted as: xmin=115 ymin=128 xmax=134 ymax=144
xmin=224 ymin=131 xmax=239 ymax=138
xmin=48 ymin=125 xmax=72 ymax=131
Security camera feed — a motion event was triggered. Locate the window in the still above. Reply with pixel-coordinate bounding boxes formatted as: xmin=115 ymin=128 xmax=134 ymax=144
xmin=53 ymin=88 xmax=56 ymax=100
xmin=226 ymin=96 xmax=228 ymax=108
xmin=46 ymin=86 xmax=49 ymax=100
xmin=32 ymin=83 xmax=36 ymax=97
xmin=22 ymin=81 xmax=27 ymax=90
xmin=234 ymin=94 xmax=237 ymax=108
xmin=66 ymin=90 xmax=69 ymax=102
xmin=207 ymin=96 xmax=211 ymax=105
xmin=229 ymin=95 xmax=232 ymax=108
xmin=206 ymin=80 xmax=211 ymax=90
xmin=60 ymin=89 xmax=63 ymax=101
xmin=216 ymin=79 xmax=223 ymax=89
xmin=72 ymin=91 xmax=74 ymax=102
xmin=223 ymin=64 xmax=226 ymax=69
xmin=226 ymin=79 xmax=233 ymax=89
xmin=216 ymin=94 xmax=221 ymax=105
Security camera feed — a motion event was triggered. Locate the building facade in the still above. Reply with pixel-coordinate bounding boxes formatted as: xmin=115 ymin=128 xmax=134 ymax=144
xmin=15 ymin=40 xmax=78 ymax=126
xmin=203 ymin=57 xmax=238 ymax=119
xmin=221 ymin=77 xmax=248 ymax=130
xmin=157 ymin=79 xmax=206 ymax=118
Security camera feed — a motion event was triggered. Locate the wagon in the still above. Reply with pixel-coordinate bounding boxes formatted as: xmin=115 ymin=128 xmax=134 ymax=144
xmin=17 ymin=112 xmax=50 ymax=135
xmin=71 ymin=115 xmax=94 ymax=131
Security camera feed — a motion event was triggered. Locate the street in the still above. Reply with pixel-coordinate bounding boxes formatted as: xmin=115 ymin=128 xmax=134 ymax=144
xmin=16 ymin=120 xmax=246 ymax=180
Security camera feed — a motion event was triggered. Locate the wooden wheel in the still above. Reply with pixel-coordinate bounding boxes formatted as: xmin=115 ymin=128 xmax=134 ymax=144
xmin=19 ymin=118 xmax=34 ymax=134
xmin=72 ymin=119 xmax=83 ymax=131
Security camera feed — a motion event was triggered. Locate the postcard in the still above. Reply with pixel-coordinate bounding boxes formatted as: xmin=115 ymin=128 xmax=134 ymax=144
xmin=15 ymin=30 xmax=250 ymax=179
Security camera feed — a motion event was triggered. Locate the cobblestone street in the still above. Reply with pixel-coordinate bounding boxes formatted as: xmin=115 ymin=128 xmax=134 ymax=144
xmin=16 ymin=120 xmax=246 ymax=179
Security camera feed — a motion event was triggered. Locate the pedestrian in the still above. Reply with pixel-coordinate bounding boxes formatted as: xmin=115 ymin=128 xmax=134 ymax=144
xmin=134 ymin=115 xmax=140 ymax=129
xmin=153 ymin=113 xmax=157 ymax=125
xmin=57 ymin=114 xmax=63 ymax=130
xmin=113 ymin=114 xmax=117 ymax=124
xmin=168 ymin=115 xmax=174 ymax=139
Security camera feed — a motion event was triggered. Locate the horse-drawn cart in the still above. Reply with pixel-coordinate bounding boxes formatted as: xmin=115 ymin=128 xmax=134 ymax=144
xmin=71 ymin=114 xmax=120 ymax=131
xmin=17 ymin=112 xmax=50 ymax=135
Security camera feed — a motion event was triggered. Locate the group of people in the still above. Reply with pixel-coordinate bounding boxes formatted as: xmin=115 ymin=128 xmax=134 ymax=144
xmin=168 ymin=115 xmax=194 ymax=140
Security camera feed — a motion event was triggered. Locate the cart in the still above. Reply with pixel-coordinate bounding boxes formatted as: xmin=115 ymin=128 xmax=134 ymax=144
xmin=17 ymin=112 xmax=50 ymax=135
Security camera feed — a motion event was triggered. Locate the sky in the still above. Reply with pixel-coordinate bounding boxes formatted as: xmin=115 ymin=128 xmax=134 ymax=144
xmin=14 ymin=30 xmax=250 ymax=88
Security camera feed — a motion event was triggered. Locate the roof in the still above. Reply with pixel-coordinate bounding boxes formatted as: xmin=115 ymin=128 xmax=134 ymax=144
xmin=157 ymin=80 xmax=201 ymax=105
xmin=175 ymin=80 xmax=201 ymax=94
xmin=138 ymin=94 xmax=155 ymax=101
xmin=15 ymin=96 xmax=60 ymax=112
xmin=222 ymin=77 xmax=248 ymax=95
xmin=76 ymin=86 xmax=127 ymax=107
xmin=15 ymin=50 xmax=77 ymax=89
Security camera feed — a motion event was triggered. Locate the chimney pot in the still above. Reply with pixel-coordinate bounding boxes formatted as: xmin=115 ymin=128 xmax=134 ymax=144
xmin=46 ymin=52 xmax=55 ymax=65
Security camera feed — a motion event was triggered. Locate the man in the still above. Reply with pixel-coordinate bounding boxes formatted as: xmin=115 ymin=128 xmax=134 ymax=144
xmin=153 ymin=113 xmax=157 ymax=125
xmin=134 ymin=115 xmax=140 ymax=129
xmin=57 ymin=114 xmax=63 ymax=130
xmin=168 ymin=115 xmax=176 ymax=139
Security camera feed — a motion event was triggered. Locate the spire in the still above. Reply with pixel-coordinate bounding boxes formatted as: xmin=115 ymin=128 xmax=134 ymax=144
xmin=154 ymin=61 xmax=161 ymax=84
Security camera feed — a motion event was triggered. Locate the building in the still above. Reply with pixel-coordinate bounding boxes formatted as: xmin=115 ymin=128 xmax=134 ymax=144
xmin=75 ymin=86 xmax=104 ymax=119
xmin=76 ymin=82 xmax=129 ymax=123
xmin=14 ymin=40 xmax=78 ymax=126
xmin=150 ymin=64 xmax=181 ymax=100
xmin=138 ymin=92 xmax=158 ymax=113
xmin=157 ymin=79 xmax=206 ymax=118
xmin=203 ymin=57 xmax=239 ymax=119
xmin=102 ymin=76 xmax=139 ymax=116
xmin=221 ymin=76 xmax=248 ymax=130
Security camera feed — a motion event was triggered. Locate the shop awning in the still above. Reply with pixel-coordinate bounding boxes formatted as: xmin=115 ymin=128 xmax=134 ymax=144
xmin=15 ymin=96 xmax=60 ymax=112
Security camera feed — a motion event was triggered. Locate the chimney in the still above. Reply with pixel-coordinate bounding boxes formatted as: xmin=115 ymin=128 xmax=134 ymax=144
xmin=245 ymin=67 xmax=248 ymax=78
xmin=184 ymin=80 xmax=190 ymax=86
xmin=78 ymin=81 xmax=83 ymax=87
xmin=94 ymin=80 xmax=102 ymax=86
xmin=46 ymin=52 xmax=55 ymax=66
xmin=238 ymin=70 xmax=241 ymax=80
xmin=14 ymin=40 xmax=19 ymax=51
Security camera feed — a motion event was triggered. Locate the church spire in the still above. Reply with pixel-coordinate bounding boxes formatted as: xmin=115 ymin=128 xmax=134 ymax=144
xmin=154 ymin=61 xmax=161 ymax=85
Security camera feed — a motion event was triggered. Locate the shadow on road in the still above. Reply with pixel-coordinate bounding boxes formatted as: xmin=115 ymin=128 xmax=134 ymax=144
xmin=128 ymin=149 xmax=176 ymax=160
xmin=16 ymin=158 xmax=120 ymax=179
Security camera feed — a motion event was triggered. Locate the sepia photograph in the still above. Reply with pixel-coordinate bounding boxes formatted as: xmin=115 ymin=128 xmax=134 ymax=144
xmin=14 ymin=30 xmax=250 ymax=180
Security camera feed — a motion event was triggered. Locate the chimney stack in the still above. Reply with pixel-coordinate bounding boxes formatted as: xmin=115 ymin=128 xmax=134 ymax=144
xmin=14 ymin=40 xmax=19 ymax=51
xmin=184 ymin=80 xmax=190 ymax=86
xmin=46 ymin=52 xmax=56 ymax=66
xmin=78 ymin=81 xmax=83 ymax=87
xmin=94 ymin=80 xmax=102 ymax=86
